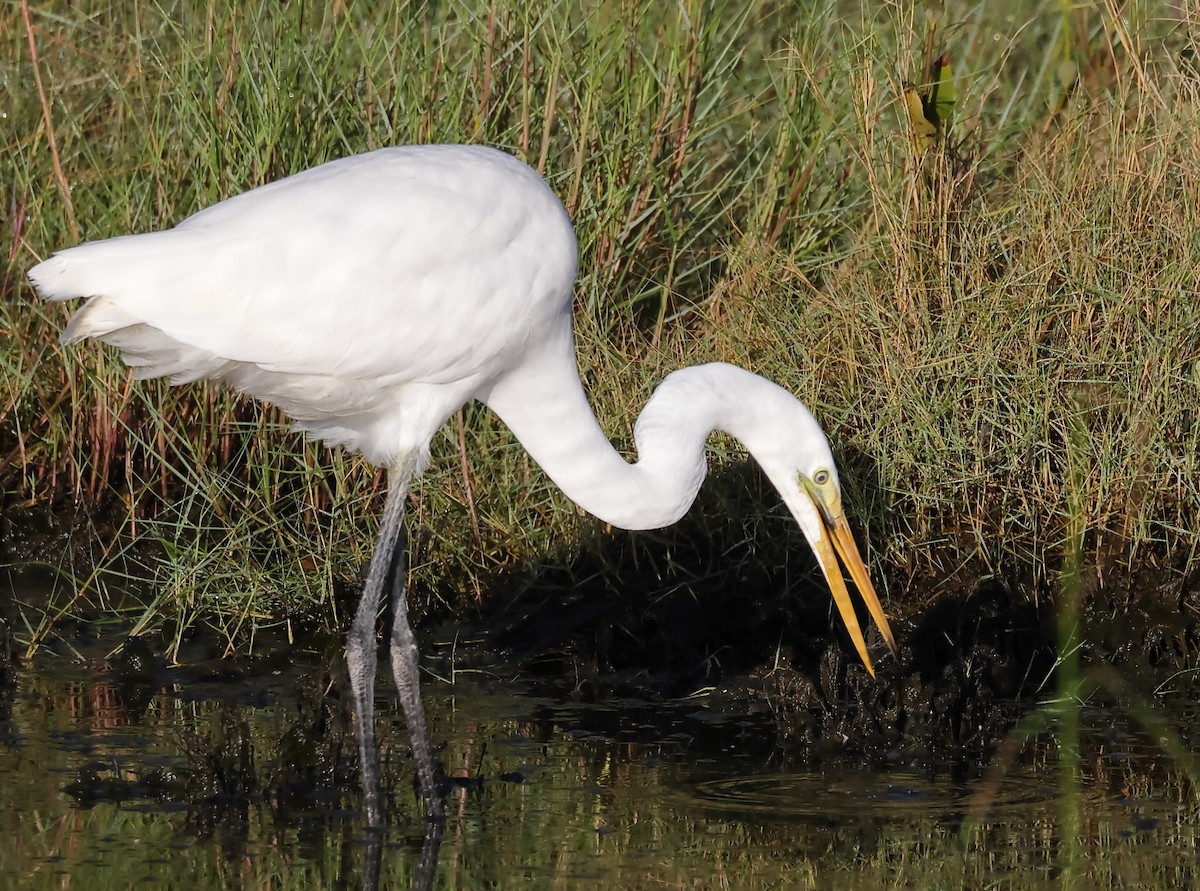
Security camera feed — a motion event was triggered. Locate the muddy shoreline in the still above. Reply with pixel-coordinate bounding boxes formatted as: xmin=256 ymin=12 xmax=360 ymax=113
xmin=3 ymin=503 xmax=1198 ymax=786
xmin=468 ymin=560 xmax=1199 ymax=762
xmin=2 ymin=576 xmax=1195 ymax=830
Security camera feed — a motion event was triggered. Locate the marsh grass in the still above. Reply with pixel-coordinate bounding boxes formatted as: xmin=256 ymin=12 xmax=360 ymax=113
xmin=3 ymin=0 xmax=1200 ymax=645
xmin=962 ymin=401 xmax=1200 ymax=887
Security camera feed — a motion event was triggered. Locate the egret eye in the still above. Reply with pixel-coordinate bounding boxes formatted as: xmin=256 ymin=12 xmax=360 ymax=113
xmin=813 ymin=469 xmax=830 ymax=486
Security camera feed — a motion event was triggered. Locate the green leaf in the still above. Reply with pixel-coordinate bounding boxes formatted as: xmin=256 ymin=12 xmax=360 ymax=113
xmin=927 ymin=52 xmax=955 ymax=129
xmin=905 ymin=87 xmax=938 ymax=155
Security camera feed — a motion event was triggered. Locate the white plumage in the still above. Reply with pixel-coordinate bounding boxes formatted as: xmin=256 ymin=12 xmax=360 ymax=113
xmin=29 ymin=143 xmax=895 ymax=826
xmin=34 ymin=146 xmax=575 ymax=467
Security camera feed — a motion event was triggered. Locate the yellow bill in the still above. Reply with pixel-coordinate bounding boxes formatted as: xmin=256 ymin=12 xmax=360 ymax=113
xmin=801 ymin=478 xmax=897 ymax=676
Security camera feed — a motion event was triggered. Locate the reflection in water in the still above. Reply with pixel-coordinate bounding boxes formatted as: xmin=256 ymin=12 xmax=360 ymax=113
xmin=1 ymin=646 xmax=1197 ymax=890
xmin=675 ymin=768 xmax=1058 ymax=820
xmin=365 ymin=820 xmax=443 ymax=891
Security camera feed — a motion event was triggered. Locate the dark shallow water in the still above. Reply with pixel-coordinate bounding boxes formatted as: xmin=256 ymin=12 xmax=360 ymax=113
xmin=1 ymin=626 xmax=1198 ymax=891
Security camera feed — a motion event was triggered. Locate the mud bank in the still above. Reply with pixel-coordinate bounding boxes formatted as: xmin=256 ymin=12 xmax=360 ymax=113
xmin=3 ymin=504 xmax=1198 ymax=778
xmin=465 ymin=554 xmax=1200 ymax=765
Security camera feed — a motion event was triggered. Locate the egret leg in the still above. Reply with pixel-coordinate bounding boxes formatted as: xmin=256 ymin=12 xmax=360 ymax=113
xmin=386 ymin=506 xmax=446 ymax=820
xmin=345 ymin=456 xmax=444 ymax=827
xmin=345 ymin=480 xmax=402 ymax=829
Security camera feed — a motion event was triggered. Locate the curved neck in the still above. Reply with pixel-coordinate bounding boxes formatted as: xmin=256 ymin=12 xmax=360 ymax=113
xmin=480 ymin=337 xmax=759 ymax=531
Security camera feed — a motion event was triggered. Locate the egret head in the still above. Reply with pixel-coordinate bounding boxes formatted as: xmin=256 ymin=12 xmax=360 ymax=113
xmin=782 ymin=460 xmax=896 ymax=675
xmin=737 ymin=380 xmax=897 ymax=676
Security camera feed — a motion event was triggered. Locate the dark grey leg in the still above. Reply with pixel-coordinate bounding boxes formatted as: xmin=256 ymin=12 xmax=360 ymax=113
xmin=387 ymin=517 xmax=446 ymax=820
xmin=346 ymin=457 xmax=444 ymax=828
xmin=346 ymin=478 xmax=404 ymax=828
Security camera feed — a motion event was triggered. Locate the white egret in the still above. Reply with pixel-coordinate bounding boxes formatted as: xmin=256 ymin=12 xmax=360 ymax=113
xmin=28 ymin=144 xmax=896 ymax=826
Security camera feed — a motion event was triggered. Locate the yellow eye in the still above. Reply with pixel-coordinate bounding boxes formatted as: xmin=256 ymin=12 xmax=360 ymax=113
xmin=813 ymin=469 xmax=830 ymax=486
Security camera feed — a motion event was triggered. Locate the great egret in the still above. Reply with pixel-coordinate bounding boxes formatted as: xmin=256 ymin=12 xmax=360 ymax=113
xmin=29 ymin=144 xmax=896 ymax=826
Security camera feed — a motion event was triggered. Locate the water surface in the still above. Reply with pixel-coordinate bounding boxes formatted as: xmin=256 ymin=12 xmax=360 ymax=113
xmin=1 ymin=631 xmax=1197 ymax=890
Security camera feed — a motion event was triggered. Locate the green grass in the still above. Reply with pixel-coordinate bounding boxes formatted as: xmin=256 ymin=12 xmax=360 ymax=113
xmin=3 ymin=0 xmax=1200 ymax=646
